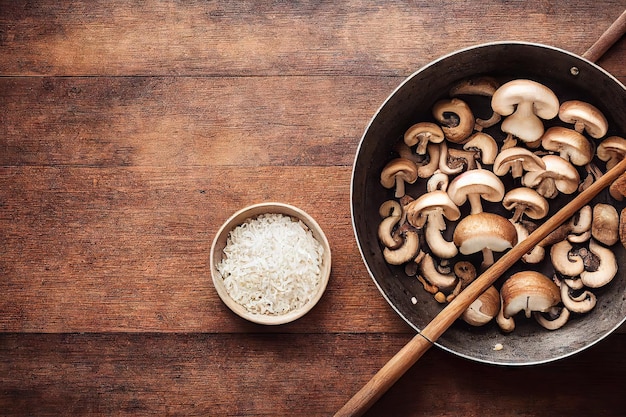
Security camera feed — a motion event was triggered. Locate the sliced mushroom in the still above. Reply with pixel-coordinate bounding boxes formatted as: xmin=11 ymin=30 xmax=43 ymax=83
xmin=534 ymin=306 xmax=570 ymax=330
xmin=449 ymin=76 xmax=501 ymax=129
xmin=500 ymin=271 xmax=561 ymax=319
xmin=378 ymin=200 xmax=403 ymax=249
xmin=438 ymin=141 xmax=465 ymax=175
xmin=502 ymin=187 xmax=549 ymax=223
xmin=404 ymin=122 xmax=445 ymax=155
xmin=540 ymin=205 xmax=593 ymax=247
xmin=405 ymin=190 xmax=461 ymax=259
xmin=541 ymin=126 xmax=593 ymax=166
xmin=461 ymin=286 xmax=500 ymax=326
xmin=592 ymin=203 xmax=619 ymax=246
xmin=550 ymin=239 xmax=585 ymax=277
xmin=558 ymin=100 xmax=608 ymax=139
xmin=597 ymin=136 xmax=626 ymax=170
xmin=380 ymin=157 xmax=419 ymax=198
xmin=492 ymin=147 xmax=545 ymax=179
xmin=580 ymin=239 xmax=617 ymax=288
xmin=426 ymin=171 xmax=449 ymax=192
xmin=446 ymin=261 xmax=477 ymax=302
xmin=418 ymin=253 xmax=458 ymax=292
xmin=432 ymin=98 xmax=475 ymax=143
xmin=453 ymin=212 xmax=518 ymax=268
xmin=417 ymin=142 xmax=442 ymax=178
xmin=559 ymin=280 xmax=597 ymax=314
xmin=462 ymin=132 xmax=498 ymax=165
xmin=491 ymin=79 xmax=560 ymax=143
xmin=510 ymin=220 xmax=546 ymax=263
xmin=447 ymin=168 xmax=505 ymax=215
xmin=522 ymin=155 xmax=580 ymax=199
xmin=383 ymin=228 xmax=420 ymax=265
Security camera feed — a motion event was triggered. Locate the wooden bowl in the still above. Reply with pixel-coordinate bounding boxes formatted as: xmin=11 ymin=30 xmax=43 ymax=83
xmin=210 ymin=202 xmax=331 ymax=325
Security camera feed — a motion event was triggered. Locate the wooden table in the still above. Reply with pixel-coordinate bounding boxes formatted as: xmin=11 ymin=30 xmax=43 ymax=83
xmin=1 ymin=2 xmax=625 ymax=415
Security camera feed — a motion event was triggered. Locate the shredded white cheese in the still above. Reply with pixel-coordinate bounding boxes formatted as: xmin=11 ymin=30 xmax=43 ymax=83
xmin=217 ymin=213 xmax=324 ymax=316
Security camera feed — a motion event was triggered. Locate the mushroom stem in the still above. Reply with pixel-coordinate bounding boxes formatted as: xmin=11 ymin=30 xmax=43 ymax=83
xmin=394 ymin=177 xmax=406 ymax=198
xmin=511 ymin=206 xmax=526 ymax=223
xmin=467 ymin=193 xmax=484 ymax=215
xmin=481 ymin=247 xmax=495 ymax=269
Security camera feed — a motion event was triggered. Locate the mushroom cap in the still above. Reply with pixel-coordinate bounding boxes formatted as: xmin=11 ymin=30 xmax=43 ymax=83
xmin=597 ymin=136 xmax=626 ymax=170
xmin=380 ymin=158 xmax=419 ymax=187
xmin=404 ymin=122 xmax=445 ymax=154
xmin=431 ymin=98 xmax=475 ymax=143
xmin=502 ymin=187 xmax=549 ymax=220
xmin=591 ymin=203 xmax=619 ymax=246
xmin=492 ymin=147 xmax=545 ymax=177
xmin=491 ymin=79 xmax=559 ymax=142
xmin=449 ymin=76 xmax=500 ymax=97
xmin=522 ymin=154 xmax=580 ymax=196
xmin=461 ymin=285 xmax=500 ymax=326
xmin=405 ymin=190 xmax=461 ymax=228
xmin=463 ymin=132 xmax=498 ymax=165
xmin=558 ymin=100 xmax=608 ymax=139
xmin=541 ymin=126 xmax=593 ymax=166
xmin=453 ymin=212 xmax=518 ymax=255
xmin=447 ymin=169 xmax=505 ymax=208
xmin=500 ymin=271 xmax=561 ymax=319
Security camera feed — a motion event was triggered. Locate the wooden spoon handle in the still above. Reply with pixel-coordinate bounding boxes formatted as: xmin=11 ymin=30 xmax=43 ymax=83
xmin=335 ymin=157 xmax=626 ymax=417
xmin=583 ymin=9 xmax=626 ymax=62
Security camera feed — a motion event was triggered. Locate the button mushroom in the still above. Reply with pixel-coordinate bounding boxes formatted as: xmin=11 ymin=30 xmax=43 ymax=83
xmin=522 ymin=155 xmax=580 ymax=199
xmin=500 ymin=271 xmax=561 ymax=321
xmin=382 ymin=227 xmax=420 ymax=266
xmin=550 ymin=239 xmax=585 ymax=277
xmin=492 ymin=147 xmax=545 ymax=179
xmin=449 ymin=76 xmax=501 ymax=129
xmin=491 ymin=79 xmax=560 ymax=144
xmin=417 ymin=253 xmax=458 ymax=293
xmin=404 ymin=190 xmax=461 ymax=259
xmin=447 ymin=168 xmax=506 ymax=215
xmin=380 ymin=157 xmax=419 ymax=198
xmin=453 ymin=212 xmax=518 ymax=268
xmin=579 ymin=239 xmax=617 ymax=288
xmin=592 ymin=203 xmax=619 ymax=246
xmin=462 ymin=132 xmax=498 ymax=165
xmin=533 ymin=306 xmax=571 ymax=331
xmin=597 ymin=136 xmax=626 ymax=170
xmin=558 ymin=279 xmax=597 ymax=314
xmin=502 ymin=187 xmax=549 ymax=223
xmin=541 ymin=126 xmax=593 ymax=166
xmin=558 ymin=100 xmax=609 ymax=139
xmin=432 ymin=98 xmax=475 ymax=143
xmin=378 ymin=200 xmax=404 ymax=249
xmin=403 ymin=122 xmax=445 ymax=155
xmin=461 ymin=285 xmax=500 ymax=326
xmin=417 ymin=142 xmax=442 ymax=178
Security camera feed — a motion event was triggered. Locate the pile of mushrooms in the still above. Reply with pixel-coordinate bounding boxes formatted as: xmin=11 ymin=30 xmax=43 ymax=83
xmin=378 ymin=76 xmax=626 ymax=333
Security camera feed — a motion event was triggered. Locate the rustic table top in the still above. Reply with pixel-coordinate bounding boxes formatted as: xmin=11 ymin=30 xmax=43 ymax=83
xmin=1 ymin=2 xmax=625 ymax=416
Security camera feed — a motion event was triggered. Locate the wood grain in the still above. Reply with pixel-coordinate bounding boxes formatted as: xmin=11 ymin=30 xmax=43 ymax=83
xmin=1 ymin=1 xmax=626 ymax=416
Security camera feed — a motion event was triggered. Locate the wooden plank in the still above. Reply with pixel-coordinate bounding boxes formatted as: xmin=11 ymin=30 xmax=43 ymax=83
xmin=0 ymin=76 xmax=398 ymax=167
xmin=0 ymin=1 xmax=624 ymax=77
xmin=1 ymin=332 xmax=625 ymax=416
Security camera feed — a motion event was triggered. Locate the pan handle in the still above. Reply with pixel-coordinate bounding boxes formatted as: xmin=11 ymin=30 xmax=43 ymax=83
xmin=583 ymin=9 xmax=626 ymax=63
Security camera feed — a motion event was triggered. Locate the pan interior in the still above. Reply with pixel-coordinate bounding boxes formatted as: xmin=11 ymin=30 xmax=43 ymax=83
xmin=351 ymin=42 xmax=626 ymax=365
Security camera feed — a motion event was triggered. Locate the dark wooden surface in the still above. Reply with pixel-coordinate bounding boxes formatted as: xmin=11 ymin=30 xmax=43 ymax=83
xmin=1 ymin=2 xmax=625 ymax=416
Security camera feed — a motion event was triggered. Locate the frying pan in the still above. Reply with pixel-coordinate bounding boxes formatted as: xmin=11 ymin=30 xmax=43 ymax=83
xmin=351 ymin=41 xmax=626 ymax=366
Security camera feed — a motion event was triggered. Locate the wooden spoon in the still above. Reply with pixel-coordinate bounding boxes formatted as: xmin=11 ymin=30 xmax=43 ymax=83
xmin=336 ymin=11 xmax=626 ymax=417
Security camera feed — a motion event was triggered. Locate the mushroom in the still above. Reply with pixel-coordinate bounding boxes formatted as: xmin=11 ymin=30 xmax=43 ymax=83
xmin=417 ymin=142 xmax=442 ymax=178
xmin=449 ymin=76 xmax=501 ymax=129
xmin=492 ymin=147 xmax=545 ymax=179
xmin=500 ymin=271 xmax=561 ymax=320
xmin=446 ymin=261 xmax=477 ymax=302
xmin=461 ymin=285 xmax=500 ymax=326
xmin=432 ymin=98 xmax=475 ymax=143
xmin=447 ymin=168 xmax=505 ymax=215
xmin=540 ymin=126 xmax=593 ymax=166
xmin=550 ymin=239 xmax=585 ymax=277
xmin=539 ymin=205 xmax=592 ymax=247
xmin=522 ymin=155 xmax=580 ymax=199
xmin=405 ymin=190 xmax=461 ymax=259
xmin=592 ymin=203 xmax=619 ymax=246
xmin=558 ymin=100 xmax=608 ymax=139
xmin=382 ymin=228 xmax=420 ymax=265
xmin=462 ymin=132 xmax=498 ymax=165
xmin=438 ymin=141 xmax=465 ymax=175
xmin=502 ymin=187 xmax=549 ymax=223
xmin=491 ymin=79 xmax=560 ymax=143
xmin=580 ymin=239 xmax=617 ymax=288
xmin=453 ymin=212 xmax=518 ymax=268
xmin=426 ymin=171 xmax=449 ymax=192
xmin=418 ymin=253 xmax=458 ymax=292
xmin=597 ymin=136 xmax=626 ymax=170
xmin=558 ymin=279 xmax=597 ymax=314
xmin=533 ymin=306 xmax=571 ymax=331
xmin=403 ymin=122 xmax=445 ymax=155
xmin=378 ymin=200 xmax=403 ymax=249
xmin=510 ymin=220 xmax=546 ymax=264
xmin=380 ymin=157 xmax=419 ymax=198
